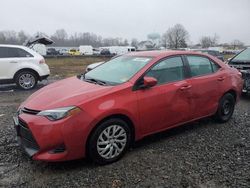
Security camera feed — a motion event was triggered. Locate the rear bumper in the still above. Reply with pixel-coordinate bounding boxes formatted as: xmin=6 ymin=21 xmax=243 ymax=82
xmin=39 ymin=74 xmax=49 ymax=81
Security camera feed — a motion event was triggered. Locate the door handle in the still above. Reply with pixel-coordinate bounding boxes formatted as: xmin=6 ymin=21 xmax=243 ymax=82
xmin=9 ymin=61 xmax=18 ymax=64
xmin=180 ymin=85 xmax=192 ymax=90
xmin=217 ymin=77 xmax=225 ymax=81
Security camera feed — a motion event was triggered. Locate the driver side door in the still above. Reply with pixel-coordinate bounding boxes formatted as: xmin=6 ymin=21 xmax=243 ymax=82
xmin=135 ymin=56 xmax=193 ymax=135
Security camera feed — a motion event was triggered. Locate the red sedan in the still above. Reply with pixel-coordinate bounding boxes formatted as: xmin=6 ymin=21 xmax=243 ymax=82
xmin=14 ymin=51 xmax=243 ymax=164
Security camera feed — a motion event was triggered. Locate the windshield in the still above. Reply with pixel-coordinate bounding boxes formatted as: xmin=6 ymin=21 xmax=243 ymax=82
xmin=231 ymin=48 xmax=250 ymax=63
xmin=84 ymin=56 xmax=152 ymax=85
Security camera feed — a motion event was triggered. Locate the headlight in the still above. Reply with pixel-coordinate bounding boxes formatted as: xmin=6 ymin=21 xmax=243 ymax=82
xmin=37 ymin=106 xmax=81 ymax=121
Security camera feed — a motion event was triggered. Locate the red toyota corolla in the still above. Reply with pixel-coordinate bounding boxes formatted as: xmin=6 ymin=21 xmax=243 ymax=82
xmin=14 ymin=51 xmax=242 ymax=164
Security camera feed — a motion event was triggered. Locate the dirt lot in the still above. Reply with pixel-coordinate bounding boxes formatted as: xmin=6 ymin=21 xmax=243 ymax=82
xmin=0 ymin=58 xmax=249 ymax=188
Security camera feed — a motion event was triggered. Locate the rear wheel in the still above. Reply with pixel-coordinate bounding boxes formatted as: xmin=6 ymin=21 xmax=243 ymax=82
xmin=87 ymin=118 xmax=131 ymax=165
xmin=15 ymin=71 xmax=38 ymax=90
xmin=215 ymin=93 xmax=235 ymax=123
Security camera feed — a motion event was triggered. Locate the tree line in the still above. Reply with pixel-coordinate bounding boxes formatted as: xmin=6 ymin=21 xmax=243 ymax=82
xmin=0 ymin=24 xmax=245 ymax=49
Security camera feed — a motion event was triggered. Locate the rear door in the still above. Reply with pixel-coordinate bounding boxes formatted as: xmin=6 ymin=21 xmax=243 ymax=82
xmin=0 ymin=47 xmax=15 ymax=79
xmin=185 ymin=55 xmax=224 ymax=119
xmin=136 ymin=56 xmax=193 ymax=135
xmin=0 ymin=47 xmax=34 ymax=79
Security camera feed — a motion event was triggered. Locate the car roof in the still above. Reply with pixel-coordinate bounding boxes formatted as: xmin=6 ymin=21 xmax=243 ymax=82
xmin=0 ymin=44 xmax=27 ymax=48
xmin=126 ymin=50 xmax=212 ymax=58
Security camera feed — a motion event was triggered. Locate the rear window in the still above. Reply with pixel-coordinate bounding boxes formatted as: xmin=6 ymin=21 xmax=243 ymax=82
xmin=187 ymin=56 xmax=220 ymax=77
xmin=0 ymin=47 xmax=33 ymax=58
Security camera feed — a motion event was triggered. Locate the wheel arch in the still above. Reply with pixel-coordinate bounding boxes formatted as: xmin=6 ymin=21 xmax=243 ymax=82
xmin=14 ymin=68 xmax=40 ymax=81
xmin=224 ymin=89 xmax=237 ymax=101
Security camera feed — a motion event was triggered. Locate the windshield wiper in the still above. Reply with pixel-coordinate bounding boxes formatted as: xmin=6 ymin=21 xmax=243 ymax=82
xmin=84 ymin=77 xmax=107 ymax=86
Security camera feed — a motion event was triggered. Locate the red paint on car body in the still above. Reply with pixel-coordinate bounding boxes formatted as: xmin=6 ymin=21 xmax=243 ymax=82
xmin=17 ymin=51 xmax=243 ymax=161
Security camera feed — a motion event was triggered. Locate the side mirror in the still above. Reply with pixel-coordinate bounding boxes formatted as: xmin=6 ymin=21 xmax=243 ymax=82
xmin=141 ymin=76 xmax=157 ymax=88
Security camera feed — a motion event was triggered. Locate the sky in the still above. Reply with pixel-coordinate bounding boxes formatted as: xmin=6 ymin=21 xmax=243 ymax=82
xmin=1 ymin=0 xmax=250 ymax=44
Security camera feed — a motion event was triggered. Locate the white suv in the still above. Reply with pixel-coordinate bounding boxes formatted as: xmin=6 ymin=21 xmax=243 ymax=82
xmin=0 ymin=45 xmax=50 ymax=90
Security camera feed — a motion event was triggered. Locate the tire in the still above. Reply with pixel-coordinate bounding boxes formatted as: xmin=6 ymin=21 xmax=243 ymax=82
xmin=15 ymin=71 xmax=38 ymax=90
xmin=215 ymin=93 xmax=235 ymax=123
xmin=87 ymin=118 xmax=131 ymax=165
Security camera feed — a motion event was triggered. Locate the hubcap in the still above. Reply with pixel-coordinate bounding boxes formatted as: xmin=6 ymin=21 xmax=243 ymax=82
xmin=19 ymin=74 xmax=35 ymax=89
xmin=222 ymin=100 xmax=231 ymax=115
xmin=97 ymin=125 xmax=127 ymax=159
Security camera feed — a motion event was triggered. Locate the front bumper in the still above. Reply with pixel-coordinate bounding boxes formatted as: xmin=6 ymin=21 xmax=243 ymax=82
xmin=240 ymin=70 xmax=250 ymax=92
xmin=13 ymin=111 xmax=92 ymax=162
xmin=13 ymin=116 xmax=39 ymax=157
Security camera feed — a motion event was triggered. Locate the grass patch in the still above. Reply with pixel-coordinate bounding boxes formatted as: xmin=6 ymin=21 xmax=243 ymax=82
xmin=45 ymin=57 xmax=111 ymax=78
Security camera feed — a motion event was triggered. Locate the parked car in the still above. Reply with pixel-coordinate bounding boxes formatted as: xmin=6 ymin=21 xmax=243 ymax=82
xmin=14 ymin=51 xmax=242 ymax=164
xmin=79 ymin=45 xmax=93 ymax=55
xmin=69 ymin=48 xmax=81 ymax=56
xmin=0 ymin=45 xmax=50 ymax=90
xmin=228 ymin=47 xmax=250 ymax=93
xmin=85 ymin=55 xmax=121 ymax=72
xmin=46 ymin=48 xmax=61 ymax=56
xmin=93 ymin=48 xmax=101 ymax=55
xmin=194 ymin=49 xmax=224 ymax=61
xmin=58 ymin=48 xmax=69 ymax=56
xmin=100 ymin=49 xmax=111 ymax=55
xmin=85 ymin=61 xmax=104 ymax=72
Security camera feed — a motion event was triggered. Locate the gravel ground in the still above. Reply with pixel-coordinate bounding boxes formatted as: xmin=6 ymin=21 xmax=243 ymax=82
xmin=0 ymin=80 xmax=249 ymax=188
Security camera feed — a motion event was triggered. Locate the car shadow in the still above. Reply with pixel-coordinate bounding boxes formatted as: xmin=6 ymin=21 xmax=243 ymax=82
xmin=132 ymin=117 xmax=213 ymax=149
xmin=0 ymin=82 xmax=48 ymax=92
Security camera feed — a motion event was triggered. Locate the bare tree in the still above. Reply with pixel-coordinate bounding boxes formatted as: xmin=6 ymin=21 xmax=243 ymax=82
xmin=0 ymin=29 xmax=130 ymax=47
xmin=123 ymin=39 xmax=129 ymax=46
xmin=162 ymin=24 xmax=189 ymax=49
xmin=18 ymin=30 xmax=28 ymax=45
xmin=231 ymin=39 xmax=244 ymax=49
xmin=147 ymin=33 xmax=161 ymax=47
xmin=200 ymin=34 xmax=219 ymax=48
xmin=200 ymin=36 xmax=212 ymax=48
xmin=131 ymin=38 xmax=139 ymax=48
xmin=52 ymin=29 xmax=68 ymax=40
xmin=0 ymin=31 xmax=6 ymax=44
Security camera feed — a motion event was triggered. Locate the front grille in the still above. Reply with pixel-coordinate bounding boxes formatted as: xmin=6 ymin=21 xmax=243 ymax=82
xmin=22 ymin=107 xmax=40 ymax=115
xmin=18 ymin=118 xmax=40 ymax=150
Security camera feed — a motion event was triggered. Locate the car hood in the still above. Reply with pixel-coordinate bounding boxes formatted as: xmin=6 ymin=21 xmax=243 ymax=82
xmin=22 ymin=77 xmax=113 ymax=111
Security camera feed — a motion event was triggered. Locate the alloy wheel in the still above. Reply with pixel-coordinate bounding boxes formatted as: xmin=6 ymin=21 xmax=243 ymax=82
xmin=19 ymin=73 xmax=36 ymax=89
xmin=97 ymin=125 xmax=127 ymax=159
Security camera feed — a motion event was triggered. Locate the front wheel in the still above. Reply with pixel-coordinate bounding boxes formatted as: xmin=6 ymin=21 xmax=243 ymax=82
xmin=215 ymin=93 xmax=235 ymax=123
xmin=87 ymin=118 xmax=131 ymax=165
xmin=15 ymin=71 xmax=38 ymax=90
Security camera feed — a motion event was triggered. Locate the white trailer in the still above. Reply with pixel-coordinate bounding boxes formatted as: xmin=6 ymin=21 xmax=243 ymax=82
xmin=100 ymin=46 xmax=136 ymax=55
xmin=79 ymin=45 xmax=93 ymax=55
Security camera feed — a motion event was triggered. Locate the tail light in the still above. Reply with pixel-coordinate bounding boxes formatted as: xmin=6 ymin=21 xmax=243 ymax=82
xmin=39 ymin=59 xmax=45 ymax=64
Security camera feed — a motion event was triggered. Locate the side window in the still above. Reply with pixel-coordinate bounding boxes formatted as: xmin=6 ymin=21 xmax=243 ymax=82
xmin=0 ymin=47 xmax=33 ymax=58
xmin=146 ymin=56 xmax=184 ymax=85
xmin=211 ymin=61 xmax=221 ymax=72
xmin=0 ymin=47 xmax=9 ymax=58
xmin=187 ymin=56 xmax=213 ymax=76
xmin=6 ymin=48 xmax=19 ymax=58
xmin=17 ymin=48 xmax=33 ymax=57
